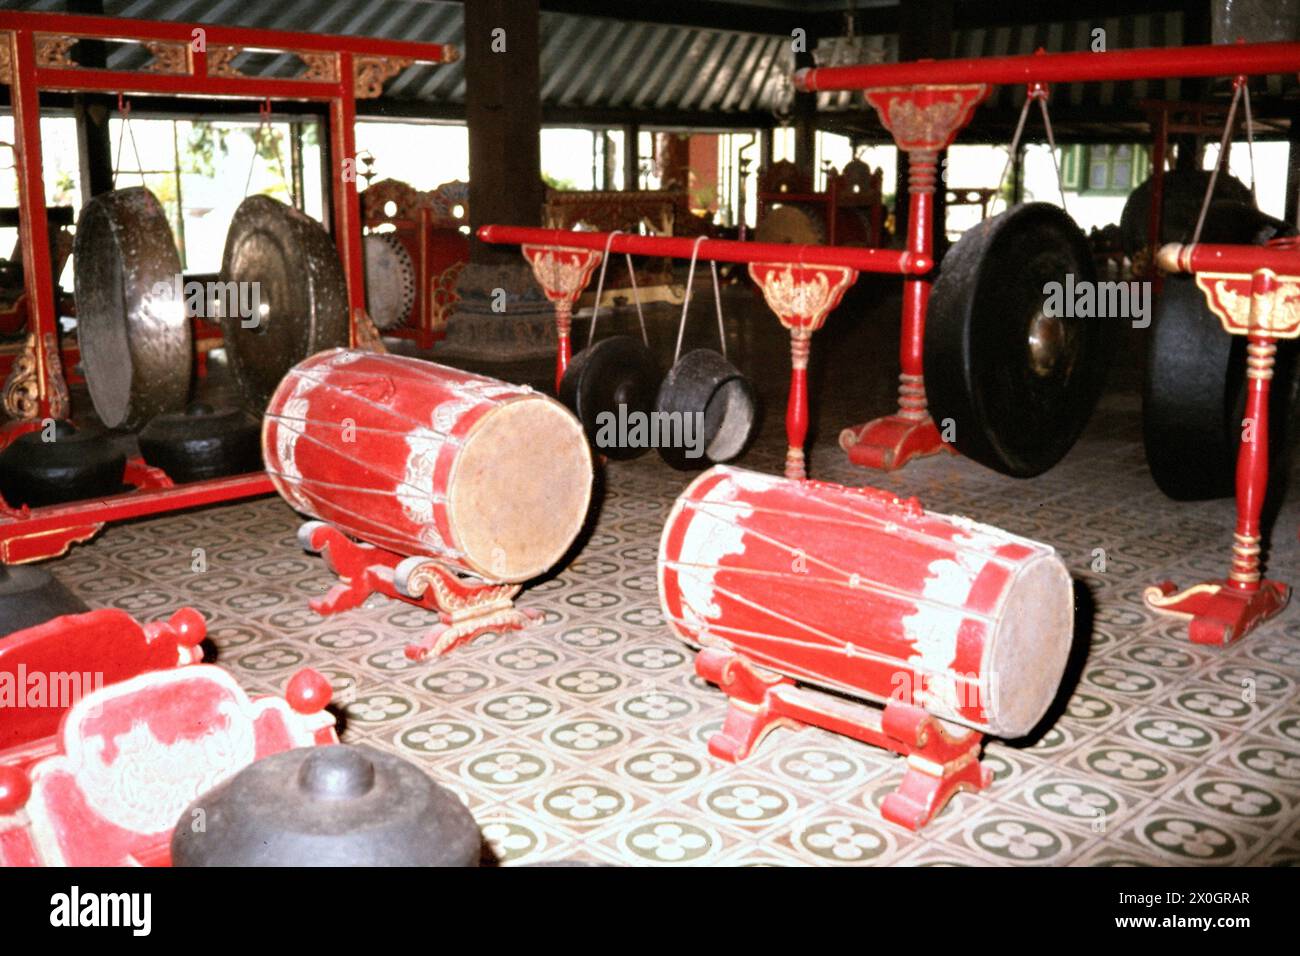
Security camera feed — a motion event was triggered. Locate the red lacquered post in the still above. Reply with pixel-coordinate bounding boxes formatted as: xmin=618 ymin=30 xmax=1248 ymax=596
xmin=840 ymin=84 xmax=988 ymax=470
xmin=1145 ymin=252 xmax=1291 ymax=643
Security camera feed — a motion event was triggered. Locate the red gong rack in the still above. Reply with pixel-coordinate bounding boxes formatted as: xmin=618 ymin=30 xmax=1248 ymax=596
xmin=793 ymin=39 xmax=1300 ymax=473
xmin=797 ymin=40 xmax=1300 ymax=645
xmin=478 ymin=223 xmax=931 ymax=479
xmin=0 ymin=11 xmax=456 ymax=563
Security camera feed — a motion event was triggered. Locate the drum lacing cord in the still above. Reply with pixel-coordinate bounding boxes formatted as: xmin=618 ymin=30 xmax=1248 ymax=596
xmin=673 ymin=235 xmax=727 ymax=365
xmin=1191 ymin=75 xmax=1257 ymax=246
xmin=993 ymin=81 xmax=1069 ymax=219
xmin=111 ymin=94 xmax=147 ymax=189
xmin=586 ymin=230 xmax=650 ymax=349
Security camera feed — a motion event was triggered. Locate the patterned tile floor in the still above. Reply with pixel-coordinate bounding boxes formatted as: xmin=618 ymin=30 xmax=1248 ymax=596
xmin=47 ymin=287 xmax=1300 ymax=866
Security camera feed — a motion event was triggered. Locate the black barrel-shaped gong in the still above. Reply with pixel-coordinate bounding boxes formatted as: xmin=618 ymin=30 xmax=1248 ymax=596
xmin=1119 ymin=169 xmax=1253 ymax=258
xmin=220 ymin=196 xmax=349 ymax=411
xmin=1144 ymin=276 xmax=1300 ymax=501
xmin=73 ymin=187 xmax=190 ymax=431
xmin=925 ymin=202 xmax=1118 ymax=478
xmin=559 ymin=335 xmax=660 ymax=460
xmin=654 ymin=349 xmax=757 ymax=470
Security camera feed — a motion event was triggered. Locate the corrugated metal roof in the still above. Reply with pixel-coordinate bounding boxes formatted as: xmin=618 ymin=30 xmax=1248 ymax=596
xmin=4 ymin=0 xmax=795 ymax=117
xmin=2 ymin=1 xmax=1287 ymax=125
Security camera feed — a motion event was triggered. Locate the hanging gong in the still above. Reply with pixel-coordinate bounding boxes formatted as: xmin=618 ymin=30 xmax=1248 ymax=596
xmin=924 ymin=202 xmax=1118 ymax=478
xmin=558 ymin=335 xmax=660 ymax=460
xmin=220 ymin=195 xmax=349 ymax=411
xmin=654 ymin=349 xmax=757 ymax=470
xmin=363 ymin=232 xmax=416 ymax=329
xmin=1143 ymin=276 xmax=1300 ymax=501
xmin=73 ymin=187 xmax=190 ymax=431
xmin=1119 ymin=168 xmax=1253 ymax=257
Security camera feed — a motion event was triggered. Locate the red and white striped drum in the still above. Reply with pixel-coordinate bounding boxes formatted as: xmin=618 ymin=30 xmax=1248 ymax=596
xmin=658 ymin=466 xmax=1074 ymax=738
xmin=263 ymin=349 xmax=593 ymax=583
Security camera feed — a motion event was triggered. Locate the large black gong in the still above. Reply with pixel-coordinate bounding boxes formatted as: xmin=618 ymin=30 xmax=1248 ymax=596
xmin=559 ymin=335 xmax=660 ymax=460
xmin=1144 ymin=277 xmax=1300 ymax=501
xmin=1119 ymin=168 xmax=1253 ymax=258
xmin=73 ymin=187 xmax=190 ymax=430
xmin=925 ymin=202 xmax=1118 ymax=478
xmin=220 ymin=196 xmax=349 ymax=411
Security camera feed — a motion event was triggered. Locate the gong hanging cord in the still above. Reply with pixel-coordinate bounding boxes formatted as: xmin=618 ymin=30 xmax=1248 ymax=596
xmin=993 ymin=84 xmax=1069 ymax=219
xmin=586 ymin=230 xmax=648 ymax=349
xmin=111 ymin=95 xmax=147 ymax=189
xmin=673 ymin=236 xmax=728 ymax=365
xmin=1191 ymin=77 xmax=1254 ymax=246
xmin=623 ymin=251 xmax=649 ymax=346
xmin=243 ymin=99 xmax=294 ymax=204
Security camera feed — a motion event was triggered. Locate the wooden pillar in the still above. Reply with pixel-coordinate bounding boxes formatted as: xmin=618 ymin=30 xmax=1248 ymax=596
xmin=465 ymin=0 xmax=543 ymax=265
xmin=1287 ymin=106 xmax=1300 ymax=227
xmin=893 ymin=0 xmax=953 ymax=242
xmin=793 ymin=38 xmax=818 ymax=181
xmin=623 ymin=123 xmax=639 ymax=191
xmin=69 ymin=0 xmax=114 ymax=198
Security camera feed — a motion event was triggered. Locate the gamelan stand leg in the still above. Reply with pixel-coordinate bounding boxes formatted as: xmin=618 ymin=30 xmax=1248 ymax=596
xmin=521 ymin=244 xmax=603 ymax=393
xmin=748 ymin=262 xmax=859 ymax=480
xmin=695 ymin=647 xmax=991 ymax=831
xmin=839 ymin=85 xmax=987 ymax=471
xmin=1145 ymin=323 xmax=1290 ymax=644
xmin=298 ymin=521 xmax=540 ymax=660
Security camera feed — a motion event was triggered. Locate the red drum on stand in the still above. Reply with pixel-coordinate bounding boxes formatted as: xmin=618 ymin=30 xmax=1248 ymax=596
xmin=657 ymin=466 xmax=1074 ymax=828
xmin=262 ymin=349 xmax=593 ymax=658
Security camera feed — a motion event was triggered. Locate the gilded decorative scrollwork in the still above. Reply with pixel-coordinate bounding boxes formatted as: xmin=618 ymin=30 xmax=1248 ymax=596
xmin=354 ymin=55 xmax=412 ymax=99
xmin=34 ymin=33 xmax=76 ymax=70
xmin=353 ymin=308 xmax=389 ymax=353
xmin=143 ymin=40 xmax=190 ymax=75
xmin=298 ymin=51 xmax=339 ymax=83
xmin=1197 ymin=270 xmax=1300 ymax=339
xmin=206 ymin=45 xmax=244 ymax=78
xmin=0 ymin=31 xmax=13 ymax=85
xmin=3 ymin=332 xmax=69 ymax=422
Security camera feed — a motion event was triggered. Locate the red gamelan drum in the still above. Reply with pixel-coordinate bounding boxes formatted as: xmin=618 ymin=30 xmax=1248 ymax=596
xmin=263 ymin=349 xmax=592 ymax=583
xmin=658 ymin=465 xmax=1074 ymax=739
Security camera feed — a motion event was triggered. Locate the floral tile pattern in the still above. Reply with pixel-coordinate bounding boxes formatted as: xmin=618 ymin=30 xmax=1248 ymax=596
xmin=45 ymin=294 xmax=1300 ymax=865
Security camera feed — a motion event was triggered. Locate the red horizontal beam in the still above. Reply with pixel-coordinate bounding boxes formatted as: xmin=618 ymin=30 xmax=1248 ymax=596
xmin=30 ymin=65 xmax=345 ymax=100
xmin=1158 ymin=242 xmax=1300 ymax=276
xmin=795 ymin=41 xmax=1300 ymax=92
xmin=0 ymin=10 xmax=456 ymax=63
xmin=477 ymin=225 xmax=930 ymax=274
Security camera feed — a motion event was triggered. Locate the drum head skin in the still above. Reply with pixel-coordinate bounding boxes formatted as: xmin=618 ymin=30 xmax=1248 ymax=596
xmin=364 ymin=232 xmax=416 ymax=330
xmin=925 ymin=202 xmax=1118 ymax=478
xmin=73 ymin=187 xmax=190 ymax=430
xmin=450 ymin=396 xmax=593 ymax=581
xmin=221 ymin=195 xmax=350 ymax=411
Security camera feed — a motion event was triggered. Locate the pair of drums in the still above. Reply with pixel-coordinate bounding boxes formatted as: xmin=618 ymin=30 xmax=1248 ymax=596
xmin=559 ymin=337 xmax=756 ymax=470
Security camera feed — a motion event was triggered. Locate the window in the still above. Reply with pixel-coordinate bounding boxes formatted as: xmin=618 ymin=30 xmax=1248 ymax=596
xmin=1080 ymin=144 xmax=1143 ymax=194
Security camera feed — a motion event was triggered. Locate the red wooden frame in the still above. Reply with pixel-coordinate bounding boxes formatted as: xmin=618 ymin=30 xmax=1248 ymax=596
xmin=0 ymin=11 xmax=456 ymax=562
xmin=796 ymin=41 xmax=1300 ymax=473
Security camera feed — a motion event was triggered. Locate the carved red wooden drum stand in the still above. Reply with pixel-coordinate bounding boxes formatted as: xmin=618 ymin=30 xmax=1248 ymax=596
xmin=658 ymin=465 xmax=1074 ymax=829
xmin=263 ymin=349 xmax=592 ymax=659
xmin=1143 ymin=243 xmax=1295 ymax=644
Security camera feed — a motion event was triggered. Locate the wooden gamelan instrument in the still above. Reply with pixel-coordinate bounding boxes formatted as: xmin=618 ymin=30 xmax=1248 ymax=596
xmin=658 ymin=466 xmax=1075 ymax=829
xmin=263 ymin=349 xmax=593 ymax=659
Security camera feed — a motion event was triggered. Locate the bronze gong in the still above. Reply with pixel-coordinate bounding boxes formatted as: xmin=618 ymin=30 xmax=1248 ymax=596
xmin=73 ymin=187 xmax=190 ymax=430
xmin=220 ymin=195 xmax=349 ymax=411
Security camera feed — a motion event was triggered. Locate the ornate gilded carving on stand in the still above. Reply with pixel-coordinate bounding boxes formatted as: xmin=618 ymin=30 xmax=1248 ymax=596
xmin=298 ymin=51 xmax=339 ymax=83
xmin=142 ymin=40 xmax=190 ymax=75
xmin=206 ymin=45 xmax=245 ymax=78
xmin=1195 ymin=270 xmax=1300 ymax=339
xmin=0 ymin=31 xmax=13 ymax=85
xmin=353 ymin=308 xmax=389 ymax=353
xmin=33 ymin=34 xmax=76 ymax=70
xmin=430 ymin=260 xmax=465 ymax=334
xmin=3 ymin=332 xmax=69 ymax=422
xmin=864 ymin=85 xmax=989 ymax=152
xmin=354 ymin=55 xmax=413 ymax=99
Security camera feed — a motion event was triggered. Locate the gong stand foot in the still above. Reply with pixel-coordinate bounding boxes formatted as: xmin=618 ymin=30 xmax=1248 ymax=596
xmin=696 ymin=648 xmax=990 ymax=830
xmin=840 ymin=413 xmax=952 ymax=472
xmin=298 ymin=521 xmax=535 ymax=659
xmin=1144 ymin=580 xmax=1290 ymax=646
